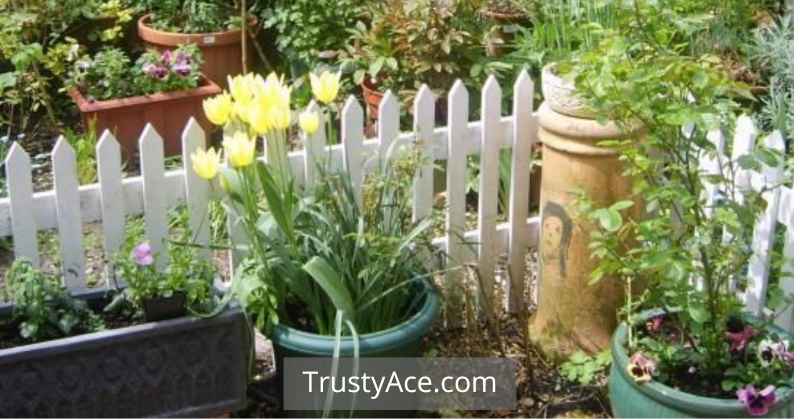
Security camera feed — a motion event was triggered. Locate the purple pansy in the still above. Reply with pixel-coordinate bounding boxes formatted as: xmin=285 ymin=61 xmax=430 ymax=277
xmin=143 ymin=63 xmax=168 ymax=80
xmin=174 ymin=51 xmax=192 ymax=66
xmin=133 ymin=242 xmax=154 ymax=266
xmin=737 ymin=385 xmax=777 ymax=416
xmin=759 ymin=339 xmax=794 ymax=366
xmin=627 ymin=352 xmax=657 ymax=383
xmin=160 ymin=50 xmax=173 ymax=66
xmin=172 ymin=62 xmax=192 ymax=77
xmin=726 ymin=325 xmax=756 ymax=352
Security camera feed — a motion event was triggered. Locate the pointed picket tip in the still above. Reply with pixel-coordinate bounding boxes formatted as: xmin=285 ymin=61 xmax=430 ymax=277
xmin=481 ymin=74 xmax=501 ymax=98
xmin=735 ymin=114 xmax=756 ymax=135
xmin=52 ymin=136 xmax=76 ymax=161
xmin=414 ymin=84 xmax=435 ymax=111
xmin=342 ymin=95 xmax=363 ymax=116
xmin=97 ymin=130 xmax=120 ymax=154
xmin=182 ymin=117 xmax=204 ymax=143
xmin=138 ymin=123 xmax=164 ymax=150
xmin=705 ymin=128 xmax=724 ymax=151
xmin=448 ymin=80 xmax=468 ymax=102
xmin=514 ymin=70 xmax=533 ymax=90
xmin=379 ymin=90 xmax=399 ymax=115
xmin=764 ymin=130 xmax=785 ymax=153
xmin=6 ymin=142 xmax=30 ymax=166
xmin=305 ymin=100 xmax=320 ymax=113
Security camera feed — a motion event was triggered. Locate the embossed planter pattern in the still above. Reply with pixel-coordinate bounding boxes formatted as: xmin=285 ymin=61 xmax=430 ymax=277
xmin=0 ymin=293 xmax=249 ymax=417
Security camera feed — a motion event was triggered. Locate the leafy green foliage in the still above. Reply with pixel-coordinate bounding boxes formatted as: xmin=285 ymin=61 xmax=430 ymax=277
xmin=66 ymin=44 xmax=203 ymax=101
xmin=63 ymin=119 xmax=99 ymax=185
xmin=4 ymin=260 xmax=104 ymax=342
xmin=225 ymin=142 xmax=440 ymax=336
xmin=131 ymin=0 xmax=243 ymax=33
xmin=560 ymin=350 xmax=611 ymax=385
xmin=262 ymin=0 xmax=368 ymax=70
xmin=568 ymin=0 xmax=792 ymax=397
xmin=0 ymin=0 xmax=132 ymax=137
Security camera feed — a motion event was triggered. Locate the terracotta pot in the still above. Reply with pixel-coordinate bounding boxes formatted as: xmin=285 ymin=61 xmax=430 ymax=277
xmin=138 ymin=15 xmax=257 ymax=88
xmin=69 ymin=75 xmax=221 ymax=158
xmin=361 ymin=79 xmax=384 ymax=136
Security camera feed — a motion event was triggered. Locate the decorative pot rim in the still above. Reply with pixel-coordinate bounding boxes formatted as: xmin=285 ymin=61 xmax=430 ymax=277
xmin=542 ymin=62 xmax=576 ymax=90
xmin=272 ymin=287 xmax=440 ymax=355
xmin=612 ymin=309 xmax=794 ymax=416
xmin=137 ymin=14 xmax=258 ymax=45
xmin=68 ymin=74 xmax=221 ymax=113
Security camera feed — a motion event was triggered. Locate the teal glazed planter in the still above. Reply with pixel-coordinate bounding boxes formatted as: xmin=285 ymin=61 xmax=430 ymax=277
xmin=609 ymin=310 xmax=794 ymax=418
xmin=272 ymin=288 xmax=440 ymax=359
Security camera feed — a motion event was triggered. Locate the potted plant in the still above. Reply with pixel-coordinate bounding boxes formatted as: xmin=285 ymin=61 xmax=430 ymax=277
xmin=567 ymin=17 xmax=794 ymax=418
xmin=480 ymin=0 xmax=528 ymax=57
xmin=541 ymin=62 xmax=597 ymax=119
xmin=67 ymin=44 xmax=220 ymax=157
xmin=134 ymin=0 xmax=258 ymax=87
xmin=190 ymin=71 xmax=442 ymax=396
xmin=340 ymin=0 xmax=483 ymax=130
xmin=0 ymin=243 xmax=249 ymax=417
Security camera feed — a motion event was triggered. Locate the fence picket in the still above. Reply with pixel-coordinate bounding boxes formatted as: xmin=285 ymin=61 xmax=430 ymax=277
xmin=477 ymin=76 xmax=502 ymax=312
xmin=5 ymin=143 xmax=39 ymax=267
xmin=508 ymin=71 xmax=534 ymax=313
xmin=97 ymin=131 xmax=126 ymax=282
xmin=744 ymin=131 xmax=784 ymax=314
xmin=342 ymin=96 xmax=364 ymax=204
xmin=378 ymin=91 xmax=400 ymax=162
xmin=413 ymin=85 xmax=435 ymax=222
xmin=52 ymin=137 xmax=86 ymax=288
xmin=776 ymin=187 xmax=793 ymax=330
xmin=303 ymin=102 xmax=326 ymax=188
xmin=732 ymin=115 xmax=757 ymax=198
xmin=139 ymin=124 xmax=169 ymax=270
xmin=182 ymin=118 xmax=211 ymax=259
xmin=446 ymin=80 xmax=469 ymax=326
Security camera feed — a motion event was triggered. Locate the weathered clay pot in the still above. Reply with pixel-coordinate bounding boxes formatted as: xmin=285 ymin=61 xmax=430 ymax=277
xmin=69 ymin=75 xmax=221 ymax=158
xmin=138 ymin=15 xmax=257 ymax=88
xmin=541 ymin=63 xmax=596 ymax=119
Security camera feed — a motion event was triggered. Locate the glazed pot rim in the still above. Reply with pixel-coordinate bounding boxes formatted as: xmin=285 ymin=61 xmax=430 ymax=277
xmin=138 ymin=14 xmax=258 ymax=42
xmin=272 ymin=287 xmax=440 ymax=355
xmin=612 ymin=309 xmax=793 ymax=415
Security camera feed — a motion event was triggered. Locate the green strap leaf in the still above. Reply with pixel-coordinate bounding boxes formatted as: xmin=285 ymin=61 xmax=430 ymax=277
xmin=303 ymin=257 xmax=355 ymax=322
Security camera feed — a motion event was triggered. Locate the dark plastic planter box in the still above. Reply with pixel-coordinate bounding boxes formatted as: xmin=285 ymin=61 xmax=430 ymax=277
xmin=0 ymin=290 xmax=250 ymax=417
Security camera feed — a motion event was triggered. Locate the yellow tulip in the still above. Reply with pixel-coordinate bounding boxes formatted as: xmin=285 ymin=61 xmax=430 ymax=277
xmin=202 ymin=93 xmax=233 ymax=126
xmin=246 ymin=104 xmax=270 ymax=135
xmin=191 ymin=147 xmax=222 ymax=180
xmin=310 ymin=71 xmax=340 ymax=104
xmin=258 ymin=72 xmax=291 ymax=109
xmin=298 ymin=109 xmax=320 ymax=135
xmin=227 ymin=74 xmax=253 ymax=105
xmin=223 ymin=131 xmax=256 ymax=168
xmin=266 ymin=105 xmax=291 ymax=131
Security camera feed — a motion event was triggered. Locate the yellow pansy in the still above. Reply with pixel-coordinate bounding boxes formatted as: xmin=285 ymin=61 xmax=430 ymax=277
xmin=191 ymin=147 xmax=222 ymax=180
xmin=298 ymin=109 xmax=320 ymax=135
xmin=202 ymin=93 xmax=233 ymax=126
xmin=309 ymin=71 xmax=340 ymax=104
xmin=223 ymin=131 xmax=256 ymax=168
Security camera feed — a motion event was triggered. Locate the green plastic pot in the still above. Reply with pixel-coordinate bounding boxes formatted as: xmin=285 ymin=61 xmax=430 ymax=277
xmin=609 ymin=310 xmax=794 ymax=418
xmin=272 ymin=288 xmax=439 ymax=416
xmin=272 ymin=288 xmax=440 ymax=359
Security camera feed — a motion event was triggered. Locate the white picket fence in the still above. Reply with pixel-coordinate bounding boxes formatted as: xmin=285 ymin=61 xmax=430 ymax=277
xmin=0 ymin=72 xmax=793 ymax=330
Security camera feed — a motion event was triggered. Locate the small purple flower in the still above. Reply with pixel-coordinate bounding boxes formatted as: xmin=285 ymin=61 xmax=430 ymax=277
xmin=160 ymin=49 xmax=173 ymax=65
xmin=133 ymin=242 xmax=154 ymax=266
xmin=627 ymin=352 xmax=657 ymax=383
xmin=143 ymin=63 xmax=168 ymax=80
xmin=174 ymin=51 xmax=192 ymax=66
xmin=726 ymin=325 xmax=756 ymax=352
xmin=172 ymin=62 xmax=192 ymax=77
xmin=737 ymin=385 xmax=777 ymax=416
xmin=759 ymin=339 xmax=794 ymax=366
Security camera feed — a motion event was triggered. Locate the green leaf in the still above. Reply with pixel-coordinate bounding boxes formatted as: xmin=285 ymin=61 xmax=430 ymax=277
xmin=303 ymin=257 xmax=355 ymax=321
xmin=595 ymin=208 xmax=623 ymax=232
xmin=688 ymin=302 xmax=710 ymax=324
xmin=610 ymin=200 xmax=634 ymax=211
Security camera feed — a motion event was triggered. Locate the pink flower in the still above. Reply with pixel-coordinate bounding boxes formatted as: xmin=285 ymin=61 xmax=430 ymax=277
xmin=144 ymin=63 xmax=168 ymax=80
xmin=737 ymin=385 xmax=777 ymax=416
xmin=646 ymin=315 xmax=665 ymax=334
xmin=160 ymin=50 xmax=173 ymax=65
xmin=132 ymin=242 xmax=154 ymax=266
xmin=726 ymin=325 xmax=756 ymax=352
xmin=172 ymin=62 xmax=192 ymax=77
xmin=627 ymin=352 xmax=657 ymax=383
